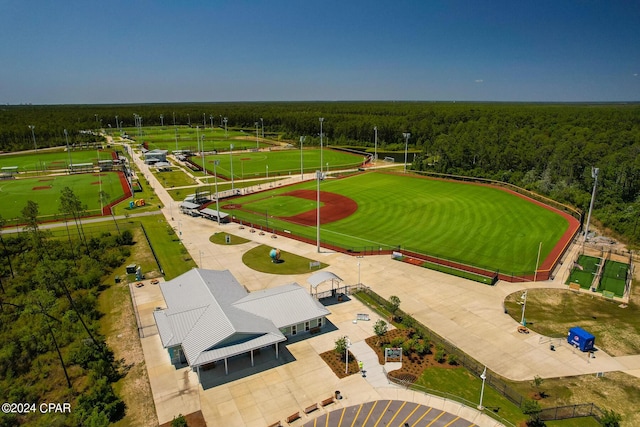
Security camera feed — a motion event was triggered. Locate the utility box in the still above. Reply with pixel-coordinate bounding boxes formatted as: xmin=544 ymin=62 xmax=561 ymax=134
xmin=567 ymin=327 xmax=595 ymax=352
xmin=126 ymin=264 xmax=137 ymax=274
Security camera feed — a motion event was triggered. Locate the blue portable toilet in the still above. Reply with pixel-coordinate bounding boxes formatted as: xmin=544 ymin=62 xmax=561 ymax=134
xmin=567 ymin=327 xmax=595 ymax=352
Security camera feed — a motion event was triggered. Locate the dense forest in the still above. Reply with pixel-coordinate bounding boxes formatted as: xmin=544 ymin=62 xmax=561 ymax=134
xmin=1 ymin=102 xmax=639 ymax=246
xmin=0 ymin=198 xmax=132 ymax=426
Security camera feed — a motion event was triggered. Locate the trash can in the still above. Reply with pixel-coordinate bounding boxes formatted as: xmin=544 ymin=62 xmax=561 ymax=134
xmin=334 ymin=390 xmax=341 ymax=400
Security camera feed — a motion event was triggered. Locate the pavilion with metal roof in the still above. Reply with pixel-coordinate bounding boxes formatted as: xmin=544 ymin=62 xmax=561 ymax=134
xmin=154 ymin=268 xmax=330 ymax=378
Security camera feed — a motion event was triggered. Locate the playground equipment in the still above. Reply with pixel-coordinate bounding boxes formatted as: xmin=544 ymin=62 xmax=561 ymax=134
xmin=129 ymin=199 xmax=146 ymax=208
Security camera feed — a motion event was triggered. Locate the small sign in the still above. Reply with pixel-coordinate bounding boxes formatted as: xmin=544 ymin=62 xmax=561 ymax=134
xmin=384 ymin=347 xmax=403 ymax=363
xmin=309 ymin=261 xmax=321 ymax=269
xmin=225 ymin=235 xmax=231 ymax=244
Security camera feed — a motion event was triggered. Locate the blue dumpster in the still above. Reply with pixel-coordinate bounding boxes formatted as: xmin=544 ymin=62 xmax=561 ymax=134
xmin=567 ymin=327 xmax=595 ymax=352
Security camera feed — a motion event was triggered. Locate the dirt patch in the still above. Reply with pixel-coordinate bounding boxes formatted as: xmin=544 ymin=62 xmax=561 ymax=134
xmin=32 ymin=186 xmax=51 ymax=190
xmin=279 ymin=189 xmax=358 ymax=225
xmin=222 ymin=204 xmax=241 ymax=209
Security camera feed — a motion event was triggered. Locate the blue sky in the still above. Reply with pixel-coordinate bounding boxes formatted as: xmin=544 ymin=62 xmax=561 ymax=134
xmin=1 ymin=0 xmax=638 ymax=104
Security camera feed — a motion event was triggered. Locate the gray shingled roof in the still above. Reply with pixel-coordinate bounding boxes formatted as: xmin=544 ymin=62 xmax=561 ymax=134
xmin=153 ymin=269 xmax=326 ymax=368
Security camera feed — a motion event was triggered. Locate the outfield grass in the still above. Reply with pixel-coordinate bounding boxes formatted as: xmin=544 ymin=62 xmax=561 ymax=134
xmin=0 ymin=172 xmax=126 ymax=220
xmin=225 ymin=172 xmax=569 ymax=274
xmin=190 ymin=148 xmax=365 ymax=180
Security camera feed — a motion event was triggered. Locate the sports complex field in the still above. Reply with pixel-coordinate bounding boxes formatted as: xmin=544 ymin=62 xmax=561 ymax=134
xmin=221 ymin=172 xmax=578 ymax=276
xmin=0 ymin=172 xmax=127 ymax=221
xmin=0 ymin=148 xmax=115 ymax=172
xmin=125 ymin=126 xmax=267 ymax=152
xmin=190 ymin=148 xmax=366 ymax=179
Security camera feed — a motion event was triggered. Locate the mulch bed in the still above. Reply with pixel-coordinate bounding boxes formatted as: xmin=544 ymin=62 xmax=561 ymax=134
xmin=319 ymin=349 xmax=361 ymax=379
xmin=364 ymin=329 xmax=458 ymax=382
xmin=159 ymin=410 xmax=206 ymax=427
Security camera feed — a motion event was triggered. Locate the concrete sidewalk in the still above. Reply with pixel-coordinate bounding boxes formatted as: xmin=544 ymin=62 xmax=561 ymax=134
xmin=125 ymin=142 xmax=639 ymax=426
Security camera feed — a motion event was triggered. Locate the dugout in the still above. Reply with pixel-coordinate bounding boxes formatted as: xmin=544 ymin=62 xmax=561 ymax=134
xmin=567 ymin=327 xmax=595 ymax=352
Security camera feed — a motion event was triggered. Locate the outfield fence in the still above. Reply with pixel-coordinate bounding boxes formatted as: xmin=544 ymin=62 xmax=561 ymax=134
xmin=359 ymin=288 xmax=605 ymax=425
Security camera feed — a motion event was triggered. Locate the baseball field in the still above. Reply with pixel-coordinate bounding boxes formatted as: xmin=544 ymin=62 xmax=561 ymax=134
xmin=221 ymin=172 xmax=577 ymax=275
xmin=190 ymin=148 xmax=366 ymax=179
xmin=0 ymin=172 xmax=127 ymax=221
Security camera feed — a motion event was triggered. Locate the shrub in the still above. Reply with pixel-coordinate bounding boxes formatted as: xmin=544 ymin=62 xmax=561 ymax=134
xmin=172 ymin=414 xmax=188 ymax=427
xmin=447 ymin=354 xmax=458 ymax=365
xmin=390 ymin=336 xmax=404 ymax=348
xmin=435 ymin=348 xmax=446 ymax=363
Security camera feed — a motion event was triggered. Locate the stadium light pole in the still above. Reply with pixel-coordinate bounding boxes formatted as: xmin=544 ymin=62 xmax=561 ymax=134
xmin=255 ymin=122 xmax=259 ymax=149
xmin=266 ymin=164 xmax=269 ymax=179
xmin=316 ymin=170 xmax=322 ymax=253
xmin=300 ymin=136 xmax=306 ymax=180
xmin=403 ymin=132 xmax=411 ymax=173
xmin=64 ymin=129 xmax=72 ymax=171
xmin=174 ymin=128 xmax=179 ymax=151
xmin=203 ymin=113 xmax=206 ymax=128
xmin=115 ymin=115 xmax=119 ymax=131
xmin=223 ymin=117 xmax=228 ymax=139
xmin=584 ymin=167 xmax=599 ymax=242
xmin=374 ymin=126 xmax=378 ymax=163
xmin=230 ymin=143 xmax=234 ymax=191
xmin=173 ymin=112 xmax=176 ymax=126
xmin=357 ymin=255 xmax=364 ymax=285
xmin=187 ymin=113 xmax=190 ymax=127
xmin=260 ymin=117 xmax=264 ymax=139
xmin=28 ymin=125 xmax=37 ymax=151
xmin=160 ymin=114 xmax=164 ymax=127
xmin=319 ymin=118 xmax=324 ymax=173
xmin=214 ymin=160 xmax=221 ymax=225
xmin=210 ymin=115 xmax=214 ymax=129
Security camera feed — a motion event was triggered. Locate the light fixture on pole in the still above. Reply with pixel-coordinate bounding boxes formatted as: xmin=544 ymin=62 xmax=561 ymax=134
xmin=374 ymin=126 xmax=378 ymax=163
xmin=214 ymin=160 xmax=221 ymax=225
xmin=345 ymin=336 xmax=351 ymax=374
xmin=478 ymin=366 xmax=487 ymax=410
xmin=316 ymin=170 xmax=322 ymax=253
xmin=319 ymin=118 xmax=324 ymax=173
xmin=403 ymin=132 xmax=411 ymax=173
xmin=583 ymin=167 xmax=599 ymax=242
xmin=28 ymin=125 xmax=37 ymax=151
xmin=520 ymin=291 xmax=528 ymax=326
xmin=300 ymin=136 xmax=305 ymax=180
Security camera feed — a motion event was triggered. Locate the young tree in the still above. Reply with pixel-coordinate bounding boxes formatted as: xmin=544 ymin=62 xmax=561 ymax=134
xmin=388 ymin=295 xmax=401 ymax=320
xmin=373 ymin=319 xmax=388 ymax=345
xmin=334 ymin=336 xmax=347 ymax=355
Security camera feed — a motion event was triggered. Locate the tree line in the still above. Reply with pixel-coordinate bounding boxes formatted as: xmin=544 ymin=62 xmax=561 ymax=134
xmin=0 ymin=189 xmax=133 ymax=426
xmin=1 ymin=102 xmax=639 ymax=245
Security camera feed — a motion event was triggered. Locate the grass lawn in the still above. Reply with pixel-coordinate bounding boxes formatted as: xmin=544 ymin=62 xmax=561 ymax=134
xmin=504 ymin=288 xmax=640 ymax=356
xmin=242 ymin=244 xmax=328 ymax=274
xmin=190 ymin=148 xmax=365 ymax=180
xmin=225 ymin=171 xmax=570 ymax=274
xmin=123 ymin=126 xmax=272 ymax=152
xmin=0 ymin=171 xmax=126 ymax=221
xmin=209 ymin=232 xmax=250 ymax=245
xmin=0 ymin=147 xmax=115 ymax=172
xmin=414 ymin=366 xmax=528 ymax=425
xmin=150 ymin=167 xmax=197 ymax=188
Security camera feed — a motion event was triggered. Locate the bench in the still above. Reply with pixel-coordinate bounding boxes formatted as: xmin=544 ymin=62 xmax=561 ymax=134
xmin=304 ymin=403 xmax=318 ymax=415
xmin=286 ymin=412 xmax=300 ymax=424
xmin=321 ymin=397 xmax=334 ymax=407
xmin=310 ymin=326 xmax=321 ymax=334
xmin=569 ymin=283 xmax=581 ymax=292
